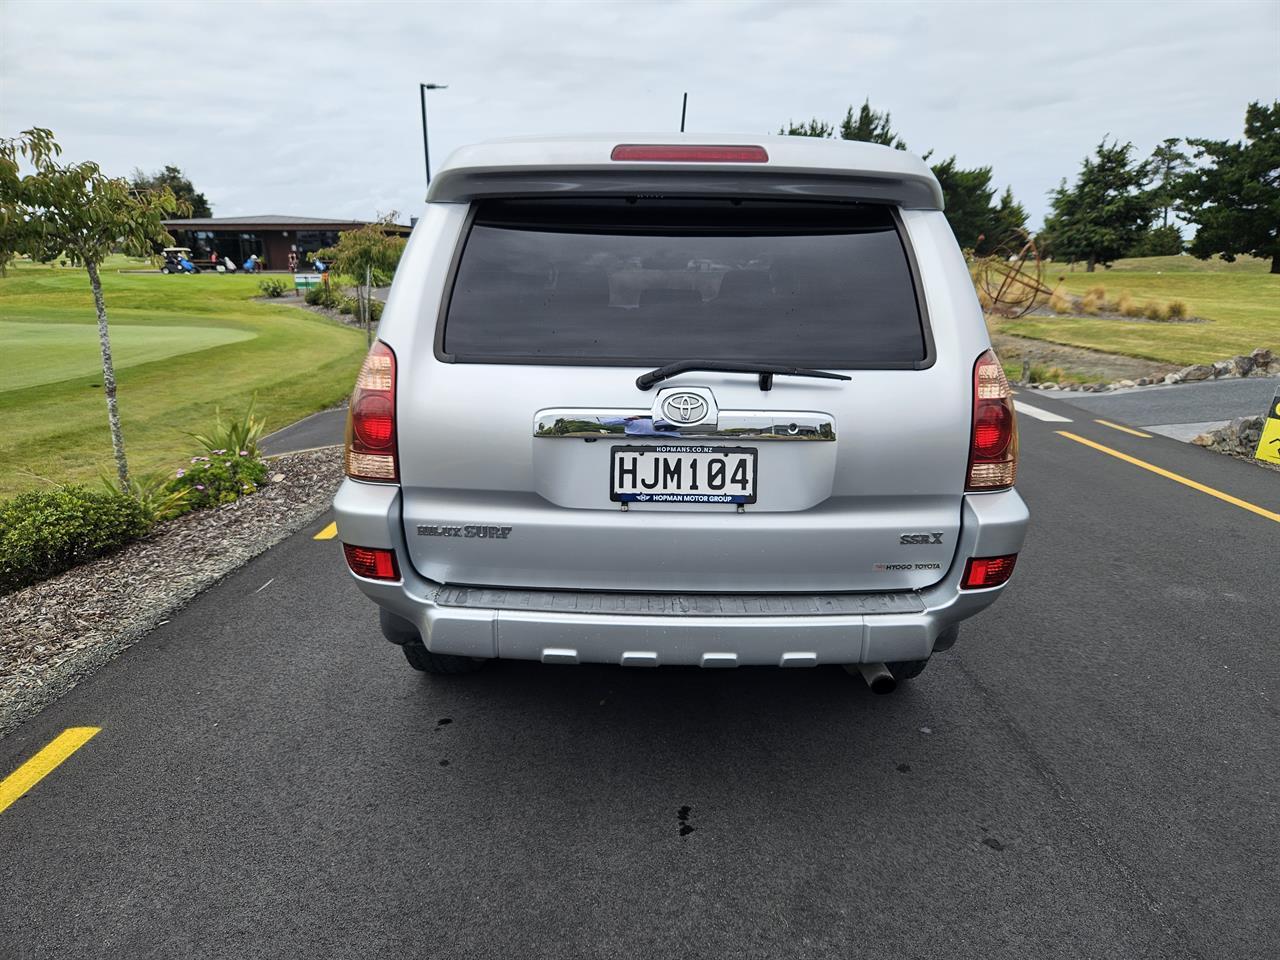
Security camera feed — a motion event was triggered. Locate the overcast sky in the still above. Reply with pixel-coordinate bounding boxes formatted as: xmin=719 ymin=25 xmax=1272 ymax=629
xmin=2 ymin=0 xmax=1277 ymax=229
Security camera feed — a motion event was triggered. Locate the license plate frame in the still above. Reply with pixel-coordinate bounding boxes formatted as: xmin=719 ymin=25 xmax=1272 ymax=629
xmin=609 ymin=444 xmax=758 ymax=504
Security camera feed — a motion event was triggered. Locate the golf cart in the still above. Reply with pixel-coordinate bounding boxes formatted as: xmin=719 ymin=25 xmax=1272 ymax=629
xmin=161 ymin=247 xmax=201 ymax=274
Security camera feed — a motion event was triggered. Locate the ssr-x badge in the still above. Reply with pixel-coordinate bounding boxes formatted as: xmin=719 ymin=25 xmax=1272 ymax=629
xmin=899 ymin=532 xmax=944 ymax=545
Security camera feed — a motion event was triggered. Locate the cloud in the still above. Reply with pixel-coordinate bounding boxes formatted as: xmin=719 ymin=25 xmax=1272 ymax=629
xmin=2 ymin=0 xmax=1276 ymax=227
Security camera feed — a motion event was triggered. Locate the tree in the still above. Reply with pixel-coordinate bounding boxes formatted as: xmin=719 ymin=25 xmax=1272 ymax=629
xmin=839 ymin=99 xmax=907 ymax=150
xmin=990 ymin=187 xmax=1029 ymax=250
xmin=777 ymin=98 xmax=906 ymax=149
xmin=317 ymin=216 xmax=407 ymax=345
xmin=1177 ymin=101 xmax=1280 ymax=273
xmin=1 ymin=128 xmax=183 ymax=484
xmin=1127 ymin=224 xmax=1184 ymax=258
xmin=926 ymin=158 xmax=1026 ymax=253
xmin=1040 ymin=139 xmax=1155 ymax=271
xmin=929 ymin=156 xmax=995 ymax=251
xmin=777 ymin=118 xmax=835 ymax=138
xmin=1148 ymin=138 xmax=1189 ymax=229
xmin=131 ymin=164 xmax=211 ymax=218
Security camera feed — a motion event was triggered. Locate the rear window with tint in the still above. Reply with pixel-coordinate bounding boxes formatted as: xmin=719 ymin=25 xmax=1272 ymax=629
xmin=441 ymin=198 xmax=928 ymax=368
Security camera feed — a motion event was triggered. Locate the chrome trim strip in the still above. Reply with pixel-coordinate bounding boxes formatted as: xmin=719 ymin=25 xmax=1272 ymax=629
xmin=533 ymin=408 xmax=836 ymax=441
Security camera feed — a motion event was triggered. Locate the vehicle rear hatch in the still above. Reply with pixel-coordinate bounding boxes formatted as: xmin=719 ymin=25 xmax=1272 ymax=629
xmin=396 ymin=189 xmax=970 ymax=593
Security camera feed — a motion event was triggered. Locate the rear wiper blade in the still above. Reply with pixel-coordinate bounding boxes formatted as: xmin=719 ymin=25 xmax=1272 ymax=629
xmin=636 ymin=359 xmax=852 ymax=392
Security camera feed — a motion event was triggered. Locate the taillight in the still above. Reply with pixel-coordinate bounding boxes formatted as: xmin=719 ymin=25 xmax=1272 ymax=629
xmin=610 ymin=144 xmax=769 ymax=163
xmin=345 ymin=341 xmax=397 ymax=482
xmin=342 ymin=544 xmax=400 ymax=580
xmin=962 ymin=554 xmax=1018 ymax=589
xmin=966 ymin=349 xmax=1018 ymax=490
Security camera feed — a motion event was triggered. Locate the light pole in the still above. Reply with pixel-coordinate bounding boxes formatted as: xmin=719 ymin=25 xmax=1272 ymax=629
xmin=420 ymin=83 xmax=448 ymax=186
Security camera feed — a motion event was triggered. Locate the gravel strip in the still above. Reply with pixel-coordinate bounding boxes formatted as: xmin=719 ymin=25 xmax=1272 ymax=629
xmin=0 ymin=446 xmax=344 ymax=739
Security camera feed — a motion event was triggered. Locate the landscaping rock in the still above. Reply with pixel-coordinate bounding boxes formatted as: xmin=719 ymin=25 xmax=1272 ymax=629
xmin=1116 ymin=379 xmax=1137 ymax=389
xmin=1178 ymin=364 xmax=1214 ymax=382
xmin=1251 ymin=347 xmax=1273 ymax=367
xmin=1164 ymin=372 xmax=1181 ymax=384
xmin=1229 ymin=355 xmax=1255 ymax=378
xmin=1193 ymin=416 xmax=1265 ymax=460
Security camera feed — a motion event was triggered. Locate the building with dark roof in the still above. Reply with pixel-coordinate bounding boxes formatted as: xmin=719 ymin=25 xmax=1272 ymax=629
xmin=161 ymin=215 xmax=412 ymax=270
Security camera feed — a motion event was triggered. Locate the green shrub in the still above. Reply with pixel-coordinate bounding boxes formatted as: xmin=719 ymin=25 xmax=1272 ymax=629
xmin=189 ymin=404 xmax=267 ymax=458
xmin=258 ymin=278 xmax=289 ymax=298
xmin=0 ymin=486 xmax=149 ymax=593
xmin=304 ymin=285 xmax=341 ymax=309
xmin=368 ymin=298 xmax=383 ymax=322
xmin=165 ymin=451 xmax=270 ymax=510
xmin=338 ymin=296 xmax=356 ymax=315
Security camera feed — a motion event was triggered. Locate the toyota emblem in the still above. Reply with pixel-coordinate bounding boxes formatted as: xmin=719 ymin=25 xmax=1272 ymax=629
xmin=661 ymin=393 xmax=709 ymax=424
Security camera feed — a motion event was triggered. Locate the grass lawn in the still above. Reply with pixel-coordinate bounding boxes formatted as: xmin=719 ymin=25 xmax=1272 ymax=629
xmin=998 ymin=258 xmax=1279 ymax=366
xmin=1044 ymin=253 xmax=1274 ymax=274
xmin=0 ymin=256 xmax=367 ymax=498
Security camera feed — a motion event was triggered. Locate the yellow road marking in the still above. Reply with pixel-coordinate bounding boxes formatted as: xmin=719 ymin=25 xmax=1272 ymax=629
xmin=1094 ymin=419 xmax=1153 ymax=438
xmin=0 ymin=727 xmax=101 ymax=815
xmin=1057 ymin=431 xmax=1280 ymax=524
xmin=314 ymin=521 xmax=338 ymax=540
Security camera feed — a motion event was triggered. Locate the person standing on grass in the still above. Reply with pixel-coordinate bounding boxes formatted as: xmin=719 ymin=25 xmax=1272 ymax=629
xmin=288 ymin=251 xmax=298 ymax=272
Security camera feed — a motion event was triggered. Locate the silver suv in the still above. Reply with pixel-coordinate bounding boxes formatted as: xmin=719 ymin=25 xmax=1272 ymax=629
xmin=333 ymin=135 xmax=1028 ymax=692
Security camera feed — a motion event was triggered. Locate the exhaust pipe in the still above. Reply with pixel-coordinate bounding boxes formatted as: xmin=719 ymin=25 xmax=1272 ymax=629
xmin=851 ymin=662 xmax=897 ymax=695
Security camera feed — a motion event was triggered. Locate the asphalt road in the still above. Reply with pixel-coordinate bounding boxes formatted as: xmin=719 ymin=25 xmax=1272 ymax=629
xmin=2 ymin=391 xmax=1278 ymax=959
xmin=260 ymin=405 xmax=348 ymax=456
xmin=1054 ymin=376 xmax=1279 ymax=441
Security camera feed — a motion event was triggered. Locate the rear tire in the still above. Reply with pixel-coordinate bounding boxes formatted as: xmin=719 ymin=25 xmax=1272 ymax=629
xmin=887 ymin=659 xmax=928 ymax=681
xmin=402 ymin=642 xmax=485 ymax=675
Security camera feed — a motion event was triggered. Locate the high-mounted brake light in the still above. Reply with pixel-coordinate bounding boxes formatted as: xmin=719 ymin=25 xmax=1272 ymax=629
xmin=345 ymin=340 xmax=398 ymax=482
xmin=962 ymin=554 xmax=1019 ymax=590
xmin=610 ymin=144 xmax=769 ymax=163
xmin=343 ymin=544 xmax=400 ymax=581
xmin=966 ymin=349 xmax=1018 ymax=490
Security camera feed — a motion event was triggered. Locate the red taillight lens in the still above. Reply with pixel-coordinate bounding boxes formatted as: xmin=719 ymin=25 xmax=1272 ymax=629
xmin=967 ymin=349 xmax=1018 ymax=490
xmin=610 ymin=144 xmax=769 ymax=163
xmin=962 ymin=554 xmax=1018 ymax=589
xmin=342 ymin=543 xmax=400 ymax=580
xmin=345 ymin=341 xmax=397 ymax=482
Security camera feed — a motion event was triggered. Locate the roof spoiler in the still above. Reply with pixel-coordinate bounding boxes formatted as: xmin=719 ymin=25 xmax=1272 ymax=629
xmin=426 ymin=167 xmax=943 ymax=210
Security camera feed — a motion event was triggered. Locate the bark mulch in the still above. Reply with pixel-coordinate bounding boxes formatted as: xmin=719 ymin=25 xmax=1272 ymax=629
xmin=0 ymin=446 xmax=344 ymax=739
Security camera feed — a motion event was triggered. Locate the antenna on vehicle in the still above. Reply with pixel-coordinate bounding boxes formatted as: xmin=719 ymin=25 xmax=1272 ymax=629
xmin=680 ymin=92 xmax=687 ymax=133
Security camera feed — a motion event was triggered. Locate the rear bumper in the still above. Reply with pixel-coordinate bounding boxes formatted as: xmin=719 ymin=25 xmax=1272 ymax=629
xmin=332 ymin=481 xmax=1028 ymax=666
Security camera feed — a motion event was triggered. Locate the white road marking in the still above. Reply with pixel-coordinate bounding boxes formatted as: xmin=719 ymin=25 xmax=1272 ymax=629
xmin=1013 ymin=399 xmax=1073 ymax=423
xmin=253 ymin=578 xmax=275 ymax=595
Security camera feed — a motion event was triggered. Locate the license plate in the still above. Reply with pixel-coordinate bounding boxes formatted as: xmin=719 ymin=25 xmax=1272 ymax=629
xmin=610 ymin=445 xmax=757 ymax=504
